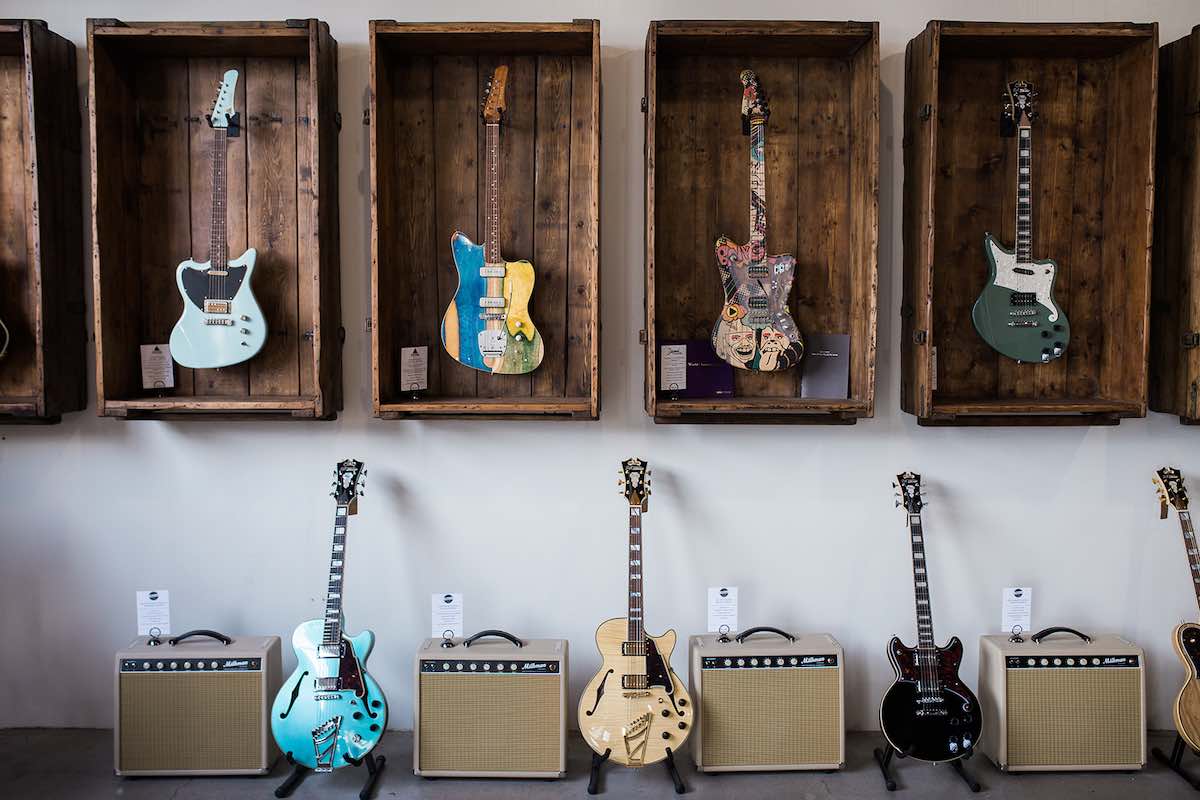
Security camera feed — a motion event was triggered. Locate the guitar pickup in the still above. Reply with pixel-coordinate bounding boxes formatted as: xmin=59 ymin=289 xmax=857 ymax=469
xmin=206 ymin=269 xmax=229 ymax=277
xmin=621 ymin=641 xmax=647 ymax=657
xmin=621 ymin=674 xmax=650 ymax=690
xmin=314 ymin=677 xmax=341 ymax=691
xmin=205 ymin=318 xmax=236 ymax=326
xmin=479 ymin=312 xmax=507 ymax=321
xmin=479 ymin=265 xmax=506 ymax=278
xmin=204 ymin=300 xmax=231 ymax=314
xmin=478 ymin=297 xmax=506 ymax=308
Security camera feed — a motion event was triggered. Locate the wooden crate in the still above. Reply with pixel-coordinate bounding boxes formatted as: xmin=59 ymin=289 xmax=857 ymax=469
xmin=0 ymin=20 xmax=86 ymax=423
xmin=1152 ymin=25 xmax=1200 ymax=424
xmin=901 ymin=21 xmax=1158 ymax=426
xmin=644 ymin=21 xmax=879 ymax=424
xmin=370 ymin=20 xmax=600 ymax=419
xmin=88 ymin=19 xmax=341 ymax=419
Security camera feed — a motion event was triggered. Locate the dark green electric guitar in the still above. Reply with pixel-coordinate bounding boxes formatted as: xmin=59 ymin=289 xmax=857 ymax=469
xmin=971 ymin=81 xmax=1069 ymax=364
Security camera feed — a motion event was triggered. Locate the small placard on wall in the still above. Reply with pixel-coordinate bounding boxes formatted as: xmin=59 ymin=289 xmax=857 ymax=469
xmin=136 ymin=590 xmax=171 ymax=636
xmin=140 ymin=345 xmax=174 ymax=389
xmin=707 ymin=586 xmax=738 ymax=633
xmin=660 ymin=344 xmax=687 ymax=391
xmin=432 ymin=592 xmax=463 ymax=638
xmin=401 ymin=346 xmax=429 ymax=392
xmin=1002 ymin=587 xmax=1032 ymax=635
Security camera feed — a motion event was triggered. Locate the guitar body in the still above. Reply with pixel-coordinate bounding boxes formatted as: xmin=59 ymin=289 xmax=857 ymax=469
xmin=441 ymin=232 xmax=543 ymax=374
xmin=711 ymin=237 xmax=803 ymax=371
xmin=168 ymin=248 xmax=267 ymax=369
xmin=271 ymin=619 xmax=387 ymax=771
xmin=879 ymin=635 xmax=982 ymax=762
xmin=578 ymin=617 xmax=692 ymax=766
xmin=1173 ymin=622 xmax=1200 ymax=751
xmin=971 ymin=233 xmax=1069 ymax=363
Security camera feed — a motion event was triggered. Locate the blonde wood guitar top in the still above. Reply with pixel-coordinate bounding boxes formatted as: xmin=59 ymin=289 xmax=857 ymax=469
xmin=1173 ymin=623 xmax=1200 ymax=752
xmin=577 ymin=618 xmax=693 ymax=766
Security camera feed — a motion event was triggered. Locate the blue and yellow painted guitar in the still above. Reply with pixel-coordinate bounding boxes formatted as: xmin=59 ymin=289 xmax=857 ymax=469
xmin=440 ymin=65 xmax=543 ymax=375
xmin=271 ymin=460 xmax=387 ymax=772
xmin=169 ymin=68 xmax=267 ymax=369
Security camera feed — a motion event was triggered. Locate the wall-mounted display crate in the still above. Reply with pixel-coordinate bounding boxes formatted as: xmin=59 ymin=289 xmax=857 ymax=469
xmin=89 ymin=19 xmax=341 ymax=419
xmin=0 ymin=20 xmax=86 ymax=423
xmin=370 ymin=20 xmax=600 ymax=420
xmin=1152 ymin=25 xmax=1200 ymax=424
xmin=643 ymin=21 xmax=879 ymax=424
xmin=902 ymin=21 xmax=1158 ymax=426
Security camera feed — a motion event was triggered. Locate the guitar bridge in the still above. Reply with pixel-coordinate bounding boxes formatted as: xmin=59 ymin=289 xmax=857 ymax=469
xmin=205 ymin=318 xmax=236 ymax=326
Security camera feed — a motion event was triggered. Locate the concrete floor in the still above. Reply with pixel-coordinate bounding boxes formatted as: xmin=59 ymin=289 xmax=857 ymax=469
xmin=0 ymin=729 xmax=1196 ymax=799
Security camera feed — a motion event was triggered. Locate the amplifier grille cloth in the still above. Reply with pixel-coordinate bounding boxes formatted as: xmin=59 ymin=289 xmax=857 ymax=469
xmin=419 ymin=675 xmax=560 ymax=772
xmin=119 ymin=673 xmax=262 ymax=771
xmin=701 ymin=669 xmax=840 ymax=766
xmin=1006 ymin=669 xmax=1142 ymax=766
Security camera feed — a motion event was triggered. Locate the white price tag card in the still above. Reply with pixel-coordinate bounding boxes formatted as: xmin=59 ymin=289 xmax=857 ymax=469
xmin=136 ymin=590 xmax=171 ymax=636
xmin=400 ymin=346 xmax=429 ymax=392
xmin=707 ymin=586 xmax=738 ymax=633
xmin=660 ymin=344 xmax=687 ymax=391
xmin=432 ymin=592 xmax=463 ymax=638
xmin=1002 ymin=587 xmax=1032 ymax=635
xmin=140 ymin=344 xmax=175 ymax=389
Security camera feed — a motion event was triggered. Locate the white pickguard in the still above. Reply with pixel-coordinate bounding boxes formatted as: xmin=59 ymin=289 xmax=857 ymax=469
xmin=168 ymin=248 xmax=267 ymax=369
xmin=986 ymin=237 xmax=1060 ymax=323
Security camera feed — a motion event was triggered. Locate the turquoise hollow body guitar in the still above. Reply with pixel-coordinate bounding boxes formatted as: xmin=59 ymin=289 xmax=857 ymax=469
xmin=440 ymin=65 xmax=543 ymax=375
xmin=271 ymin=460 xmax=387 ymax=772
xmin=971 ymin=81 xmax=1069 ymax=364
xmin=168 ymin=68 xmax=267 ymax=370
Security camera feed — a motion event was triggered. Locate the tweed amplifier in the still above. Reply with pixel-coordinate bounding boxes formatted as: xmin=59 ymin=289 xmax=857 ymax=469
xmin=115 ymin=630 xmax=282 ymax=776
xmin=689 ymin=628 xmax=844 ymax=772
xmin=979 ymin=628 xmax=1146 ymax=771
xmin=414 ymin=630 xmax=567 ymax=778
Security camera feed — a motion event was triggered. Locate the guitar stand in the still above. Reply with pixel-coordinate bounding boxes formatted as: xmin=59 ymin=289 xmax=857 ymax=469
xmin=1152 ymin=734 xmax=1200 ymax=790
xmin=274 ymin=751 xmax=387 ymax=800
xmin=873 ymin=743 xmax=981 ymax=793
xmin=586 ymin=747 xmax=685 ymax=795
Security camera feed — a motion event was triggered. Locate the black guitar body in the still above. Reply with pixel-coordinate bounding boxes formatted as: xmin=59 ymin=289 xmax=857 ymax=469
xmin=879 ymin=635 xmax=983 ymax=763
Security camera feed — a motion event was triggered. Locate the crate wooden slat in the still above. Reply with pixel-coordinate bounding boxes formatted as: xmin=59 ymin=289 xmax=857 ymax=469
xmin=1151 ymin=25 xmax=1200 ymax=424
xmin=0 ymin=20 xmax=87 ymax=423
xmin=901 ymin=20 xmax=1158 ymax=427
xmin=370 ymin=19 xmax=600 ymax=420
xmin=88 ymin=18 xmax=341 ymax=420
xmin=643 ymin=20 xmax=879 ymax=425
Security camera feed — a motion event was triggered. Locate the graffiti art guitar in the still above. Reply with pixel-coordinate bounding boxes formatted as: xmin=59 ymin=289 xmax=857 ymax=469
xmin=440 ymin=65 xmax=543 ymax=375
xmin=271 ymin=460 xmax=387 ymax=772
xmin=972 ymin=80 xmax=1069 ymax=364
xmin=1154 ymin=468 xmax=1200 ymax=752
xmin=880 ymin=472 xmax=983 ymax=763
xmin=578 ymin=459 xmax=692 ymax=767
xmin=710 ymin=70 xmax=803 ymax=372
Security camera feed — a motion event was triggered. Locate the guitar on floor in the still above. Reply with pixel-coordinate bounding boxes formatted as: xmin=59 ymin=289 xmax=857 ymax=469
xmin=1154 ymin=467 xmax=1200 ymax=752
xmin=440 ymin=64 xmax=543 ymax=375
xmin=578 ymin=459 xmax=692 ymax=766
xmin=972 ymin=80 xmax=1069 ymax=364
xmin=271 ymin=460 xmax=387 ymax=772
xmin=880 ymin=472 xmax=982 ymax=762
xmin=168 ymin=68 xmax=266 ymax=369
xmin=711 ymin=69 xmax=803 ymax=372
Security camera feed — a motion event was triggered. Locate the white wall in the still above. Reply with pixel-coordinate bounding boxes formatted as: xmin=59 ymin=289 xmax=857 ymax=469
xmin=0 ymin=0 xmax=1197 ymax=732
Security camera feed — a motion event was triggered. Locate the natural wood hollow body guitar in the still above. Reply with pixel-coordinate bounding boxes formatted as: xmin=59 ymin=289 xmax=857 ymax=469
xmin=1155 ymin=468 xmax=1200 ymax=751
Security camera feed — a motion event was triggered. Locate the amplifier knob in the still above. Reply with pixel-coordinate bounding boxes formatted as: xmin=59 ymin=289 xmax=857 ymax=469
xmin=776 ymin=658 xmax=784 ymax=666
xmin=456 ymin=663 xmax=464 ymax=671
xmin=1027 ymin=658 xmax=1035 ymax=666
xmin=170 ymin=662 xmax=178 ymax=670
xmin=511 ymin=664 xmax=518 ymax=671
xmin=750 ymin=659 xmax=758 ymax=666
xmin=142 ymin=662 xmax=150 ymax=670
xmin=210 ymin=661 xmax=218 ymax=669
xmin=184 ymin=662 xmax=191 ymax=669
xmin=1053 ymin=658 xmax=1062 ymax=666
xmin=496 ymin=663 xmax=505 ymax=671
xmin=1066 ymin=658 xmax=1075 ymax=666
xmin=737 ymin=659 xmax=745 ymax=667
xmin=469 ymin=663 xmax=477 ymax=671
xmin=790 ymin=658 xmax=798 ymax=666
xmin=156 ymin=662 xmax=164 ymax=670
xmin=1092 ymin=658 xmax=1100 ymax=666
xmin=483 ymin=663 xmax=491 ymax=671
xmin=442 ymin=663 xmax=450 ymax=671
xmin=723 ymin=659 xmax=731 ymax=666
xmin=1040 ymin=658 xmax=1048 ymax=666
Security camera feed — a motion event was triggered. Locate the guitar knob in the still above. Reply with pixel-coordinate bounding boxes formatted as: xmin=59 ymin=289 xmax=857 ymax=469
xmin=678 ymin=722 xmax=687 ymax=730
xmin=662 ymin=709 xmax=670 ymax=717
xmin=661 ymin=732 xmax=670 ymax=740
xmin=241 ymin=315 xmax=250 ymax=321
xmin=678 ymin=698 xmax=687 ymax=707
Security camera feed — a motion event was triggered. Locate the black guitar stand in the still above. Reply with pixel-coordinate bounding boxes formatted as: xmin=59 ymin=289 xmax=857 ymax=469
xmin=1153 ymin=734 xmax=1200 ymax=790
xmin=274 ymin=751 xmax=387 ymax=800
xmin=587 ymin=747 xmax=685 ymax=795
xmin=873 ymin=742 xmax=980 ymax=793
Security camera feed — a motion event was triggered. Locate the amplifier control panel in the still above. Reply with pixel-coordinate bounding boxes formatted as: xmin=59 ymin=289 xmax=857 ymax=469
xmin=1005 ymin=655 xmax=1139 ymax=669
xmin=121 ymin=658 xmax=262 ymax=672
xmin=420 ymin=659 xmax=559 ymax=675
xmin=701 ymin=654 xmax=838 ymax=670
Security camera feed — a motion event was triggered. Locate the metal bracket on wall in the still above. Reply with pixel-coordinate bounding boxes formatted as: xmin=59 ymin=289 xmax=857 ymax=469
xmin=362 ymin=109 xmax=370 ymax=126
xmin=913 ymin=330 xmax=928 ymax=345
xmin=1184 ymin=332 xmax=1200 ymax=349
xmin=919 ymin=104 xmax=933 ymax=121
xmin=640 ymin=97 xmax=648 ymax=113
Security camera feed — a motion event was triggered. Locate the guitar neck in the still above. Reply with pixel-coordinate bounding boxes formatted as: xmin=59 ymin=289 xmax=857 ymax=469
xmin=627 ymin=506 xmax=644 ymax=642
xmin=209 ymin=127 xmax=229 ymax=267
xmin=1015 ymin=122 xmax=1032 ymax=264
xmin=321 ymin=504 xmax=349 ymax=647
xmin=907 ymin=513 xmax=936 ymax=649
xmin=484 ymin=120 xmax=502 ymax=264
xmin=1180 ymin=511 xmax=1200 ymax=615
xmin=748 ymin=116 xmax=766 ymax=250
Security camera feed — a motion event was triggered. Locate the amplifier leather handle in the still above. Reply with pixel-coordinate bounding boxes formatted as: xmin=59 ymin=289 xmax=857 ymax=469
xmin=1030 ymin=626 xmax=1092 ymax=645
xmin=734 ymin=626 xmax=796 ymax=644
xmin=463 ymin=629 xmax=524 ymax=648
xmin=167 ymin=629 xmax=232 ymax=647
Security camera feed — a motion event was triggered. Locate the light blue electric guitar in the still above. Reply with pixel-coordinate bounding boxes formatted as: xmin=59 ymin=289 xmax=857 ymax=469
xmin=271 ymin=460 xmax=387 ymax=773
xmin=168 ymin=69 xmax=266 ymax=369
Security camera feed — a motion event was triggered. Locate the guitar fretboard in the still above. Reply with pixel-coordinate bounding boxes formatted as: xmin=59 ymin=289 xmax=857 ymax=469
xmin=1179 ymin=511 xmax=1200 ymax=613
xmin=484 ymin=121 xmax=502 ymax=264
xmin=321 ymin=505 xmax=349 ymax=647
xmin=1015 ymin=123 xmax=1032 ymax=264
xmin=627 ymin=506 xmax=644 ymax=645
xmin=908 ymin=512 xmax=943 ymax=698
xmin=209 ymin=127 xmax=229 ymax=269
xmin=748 ymin=117 xmax=767 ymax=249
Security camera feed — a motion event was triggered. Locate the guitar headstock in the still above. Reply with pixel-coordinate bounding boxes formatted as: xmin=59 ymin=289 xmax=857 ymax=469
xmin=1155 ymin=467 xmax=1189 ymax=518
xmin=1003 ymin=80 xmax=1038 ymax=127
xmin=740 ymin=69 xmax=769 ymax=133
xmin=894 ymin=471 xmax=924 ymax=514
xmin=208 ymin=69 xmax=239 ymax=130
xmin=481 ymin=65 xmax=509 ymax=123
xmin=331 ymin=459 xmax=367 ymax=513
xmin=620 ymin=458 xmax=651 ymax=511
